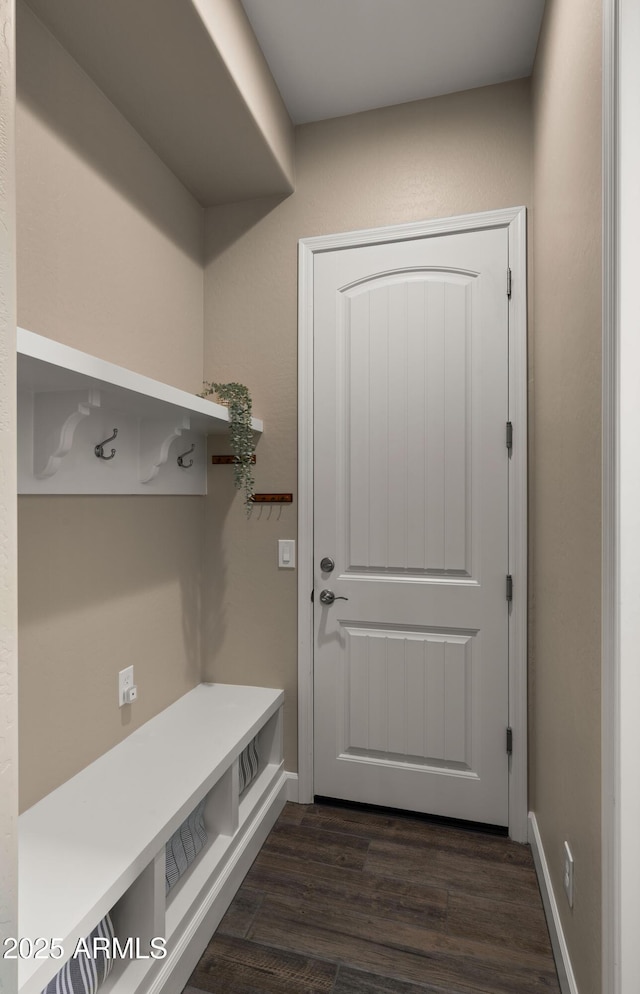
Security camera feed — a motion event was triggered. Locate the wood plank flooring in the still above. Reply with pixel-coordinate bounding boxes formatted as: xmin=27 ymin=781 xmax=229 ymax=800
xmin=183 ymin=802 xmax=560 ymax=994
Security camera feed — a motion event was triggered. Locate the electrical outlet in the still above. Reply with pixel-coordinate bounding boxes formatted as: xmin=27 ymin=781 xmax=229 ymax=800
xmin=118 ymin=665 xmax=135 ymax=707
xmin=563 ymin=841 xmax=574 ymax=908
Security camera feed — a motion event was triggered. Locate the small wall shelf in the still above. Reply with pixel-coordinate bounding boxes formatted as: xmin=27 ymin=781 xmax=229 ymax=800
xmin=17 ymin=329 xmax=263 ymax=495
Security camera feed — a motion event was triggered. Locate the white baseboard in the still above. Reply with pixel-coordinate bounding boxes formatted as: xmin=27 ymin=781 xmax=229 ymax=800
xmin=284 ymin=771 xmax=299 ymax=802
xmin=528 ymin=812 xmax=579 ymax=994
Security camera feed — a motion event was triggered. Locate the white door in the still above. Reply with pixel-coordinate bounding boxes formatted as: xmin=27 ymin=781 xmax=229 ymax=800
xmin=313 ymin=225 xmax=510 ymax=826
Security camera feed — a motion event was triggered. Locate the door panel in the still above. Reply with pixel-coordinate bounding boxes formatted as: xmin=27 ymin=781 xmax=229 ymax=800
xmin=346 ymin=275 xmax=473 ymax=574
xmin=313 ymin=227 xmax=509 ymax=825
xmin=343 ymin=625 xmax=473 ymax=767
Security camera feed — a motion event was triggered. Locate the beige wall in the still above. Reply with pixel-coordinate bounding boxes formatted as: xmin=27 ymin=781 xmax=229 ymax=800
xmin=17 ymin=3 xmax=204 ymax=390
xmin=531 ymin=0 xmax=602 ymax=990
xmin=203 ymin=79 xmax=533 ymax=772
xmin=0 ymin=0 xmax=18 ymax=986
xmin=17 ymin=4 xmax=206 ymax=810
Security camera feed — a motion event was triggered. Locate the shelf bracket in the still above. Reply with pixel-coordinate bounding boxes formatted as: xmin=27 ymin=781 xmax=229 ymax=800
xmin=139 ymin=415 xmax=192 ymax=483
xmin=34 ymin=388 xmax=101 ymax=479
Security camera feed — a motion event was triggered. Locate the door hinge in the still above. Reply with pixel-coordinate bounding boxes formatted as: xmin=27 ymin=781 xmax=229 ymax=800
xmin=506 ymin=574 xmax=513 ymax=602
xmin=310 ymin=589 xmax=314 ymax=603
xmin=506 ymin=726 xmax=513 ymax=755
xmin=506 ymin=421 xmax=513 ymax=452
xmin=507 ymin=267 xmax=512 ymax=298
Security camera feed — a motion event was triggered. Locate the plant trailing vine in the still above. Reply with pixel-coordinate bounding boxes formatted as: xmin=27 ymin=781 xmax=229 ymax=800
xmin=200 ymin=381 xmax=255 ymax=514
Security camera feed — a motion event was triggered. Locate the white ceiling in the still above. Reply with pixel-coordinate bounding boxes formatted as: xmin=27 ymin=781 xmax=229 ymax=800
xmin=241 ymin=0 xmax=546 ymax=125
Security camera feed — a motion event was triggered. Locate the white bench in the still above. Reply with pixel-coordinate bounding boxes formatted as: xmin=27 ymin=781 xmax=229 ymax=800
xmin=18 ymin=683 xmax=286 ymax=994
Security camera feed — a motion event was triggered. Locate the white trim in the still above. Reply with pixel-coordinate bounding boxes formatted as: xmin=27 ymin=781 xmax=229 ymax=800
xmin=299 ymin=207 xmax=528 ymax=253
xmin=284 ymin=771 xmax=300 ymax=803
xmin=298 ymin=208 xmax=528 ymax=838
xmin=0 ymin=2 xmax=18 ymax=992
xmin=506 ymin=206 xmax=528 ymax=843
xmin=602 ymin=2 xmax=640 ymax=991
xmin=297 ymin=236 xmax=315 ymax=804
xmin=528 ymin=812 xmax=579 ymax=994
xmin=601 ymin=1 xmax=618 ymax=991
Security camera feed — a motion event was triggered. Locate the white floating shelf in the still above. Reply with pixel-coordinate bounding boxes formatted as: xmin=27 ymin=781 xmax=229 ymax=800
xmin=21 ymin=0 xmax=295 ymax=207
xmin=17 ymin=328 xmax=263 ymax=495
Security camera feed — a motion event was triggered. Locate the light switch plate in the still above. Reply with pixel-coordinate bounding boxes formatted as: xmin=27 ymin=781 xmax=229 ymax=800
xmin=278 ymin=539 xmax=296 ymax=568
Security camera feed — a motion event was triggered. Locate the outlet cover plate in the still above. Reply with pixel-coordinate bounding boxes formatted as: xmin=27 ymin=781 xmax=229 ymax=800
xmin=563 ymin=841 xmax=574 ymax=908
xmin=118 ymin=665 xmax=134 ymax=707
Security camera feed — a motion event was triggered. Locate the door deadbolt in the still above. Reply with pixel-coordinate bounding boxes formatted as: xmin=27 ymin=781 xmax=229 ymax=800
xmin=320 ymin=557 xmax=335 ymax=573
xmin=319 ymin=589 xmax=349 ymax=605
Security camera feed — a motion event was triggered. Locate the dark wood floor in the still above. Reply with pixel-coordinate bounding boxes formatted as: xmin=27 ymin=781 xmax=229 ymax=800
xmin=183 ymin=801 xmax=560 ymax=994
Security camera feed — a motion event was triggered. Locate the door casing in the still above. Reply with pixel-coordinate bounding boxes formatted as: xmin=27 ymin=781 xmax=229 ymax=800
xmin=297 ymin=206 xmax=528 ymax=842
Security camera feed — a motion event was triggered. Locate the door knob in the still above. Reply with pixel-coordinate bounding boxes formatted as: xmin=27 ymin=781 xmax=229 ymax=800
xmin=319 ymin=589 xmax=349 ymax=605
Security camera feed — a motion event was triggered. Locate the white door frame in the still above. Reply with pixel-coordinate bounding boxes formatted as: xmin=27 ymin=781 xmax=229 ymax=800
xmin=0 ymin=1 xmax=18 ymax=991
xmin=602 ymin=1 xmax=640 ymax=990
xmin=297 ymin=206 xmax=528 ymax=842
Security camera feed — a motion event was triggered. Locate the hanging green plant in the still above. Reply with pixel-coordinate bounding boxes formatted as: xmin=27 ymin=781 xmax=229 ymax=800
xmin=200 ymin=381 xmax=255 ymax=514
